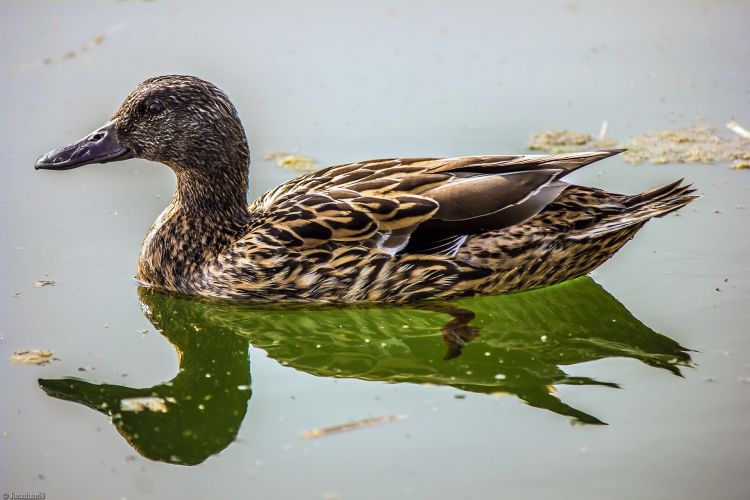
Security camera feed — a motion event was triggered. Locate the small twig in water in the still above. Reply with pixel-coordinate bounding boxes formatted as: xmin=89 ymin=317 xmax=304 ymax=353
xmin=301 ymin=414 xmax=408 ymax=439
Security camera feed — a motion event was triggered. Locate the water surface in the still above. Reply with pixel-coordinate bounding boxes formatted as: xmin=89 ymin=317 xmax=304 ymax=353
xmin=1 ymin=1 xmax=749 ymax=499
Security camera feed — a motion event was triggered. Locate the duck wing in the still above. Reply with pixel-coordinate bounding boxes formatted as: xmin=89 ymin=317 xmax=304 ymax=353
xmin=248 ymin=150 xmax=623 ymax=256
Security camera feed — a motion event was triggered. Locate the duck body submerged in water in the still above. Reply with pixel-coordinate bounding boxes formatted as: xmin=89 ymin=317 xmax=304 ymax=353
xmin=36 ymin=75 xmax=697 ymax=303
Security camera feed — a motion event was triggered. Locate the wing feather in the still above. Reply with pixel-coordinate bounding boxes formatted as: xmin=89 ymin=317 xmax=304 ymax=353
xmin=247 ymin=150 xmax=623 ymax=253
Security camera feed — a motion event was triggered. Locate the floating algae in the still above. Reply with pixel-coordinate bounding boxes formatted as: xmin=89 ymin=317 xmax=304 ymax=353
xmin=622 ymin=124 xmax=750 ymax=169
xmin=528 ymin=129 xmax=616 ymax=154
xmin=266 ymin=151 xmax=318 ymax=172
xmin=10 ymin=349 xmax=57 ymax=365
xmin=528 ymin=123 xmax=750 ymax=169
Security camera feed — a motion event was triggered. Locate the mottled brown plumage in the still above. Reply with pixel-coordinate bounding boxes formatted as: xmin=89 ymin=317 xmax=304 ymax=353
xmin=35 ymin=75 xmax=699 ymax=303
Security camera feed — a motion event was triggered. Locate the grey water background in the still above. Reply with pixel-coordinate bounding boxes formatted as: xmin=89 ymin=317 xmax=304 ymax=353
xmin=1 ymin=1 xmax=749 ymax=499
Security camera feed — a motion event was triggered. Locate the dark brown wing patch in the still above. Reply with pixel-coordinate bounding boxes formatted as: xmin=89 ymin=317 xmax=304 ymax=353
xmin=260 ymin=191 xmax=437 ymax=248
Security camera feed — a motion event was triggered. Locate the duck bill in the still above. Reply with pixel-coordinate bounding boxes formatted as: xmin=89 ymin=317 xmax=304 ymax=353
xmin=34 ymin=121 xmax=133 ymax=170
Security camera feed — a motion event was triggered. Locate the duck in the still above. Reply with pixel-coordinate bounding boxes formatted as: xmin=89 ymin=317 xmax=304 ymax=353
xmin=35 ymin=75 xmax=698 ymax=303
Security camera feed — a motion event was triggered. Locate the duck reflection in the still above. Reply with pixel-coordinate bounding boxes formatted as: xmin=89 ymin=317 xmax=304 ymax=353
xmin=39 ymin=277 xmax=691 ymax=465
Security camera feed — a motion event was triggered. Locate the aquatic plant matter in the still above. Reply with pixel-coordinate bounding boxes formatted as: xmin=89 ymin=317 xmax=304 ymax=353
xmin=10 ymin=349 xmax=56 ymax=365
xmin=623 ymin=124 xmax=750 ymax=168
xmin=529 ymin=123 xmax=750 ymax=169
xmin=528 ymin=129 xmax=616 ymax=154
xmin=265 ymin=150 xmax=318 ymax=172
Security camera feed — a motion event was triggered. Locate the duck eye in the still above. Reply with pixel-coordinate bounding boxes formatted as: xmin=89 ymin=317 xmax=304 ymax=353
xmin=146 ymin=100 xmax=164 ymax=115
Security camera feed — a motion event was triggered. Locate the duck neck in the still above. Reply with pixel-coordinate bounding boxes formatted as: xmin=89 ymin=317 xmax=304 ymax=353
xmin=172 ymin=165 xmax=251 ymax=223
xmin=137 ymin=152 xmax=254 ymax=293
xmin=167 ymin=134 xmax=253 ymax=218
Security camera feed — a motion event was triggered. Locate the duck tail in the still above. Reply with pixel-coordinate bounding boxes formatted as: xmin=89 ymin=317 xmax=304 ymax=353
xmin=622 ymin=178 xmax=700 ymax=219
xmin=457 ymin=179 xmax=698 ymax=294
xmin=565 ymin=180 xmax=699 ymax=240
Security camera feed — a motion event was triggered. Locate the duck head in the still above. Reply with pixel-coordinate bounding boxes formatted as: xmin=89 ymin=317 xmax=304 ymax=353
xmin=35 ymin=75 xmax=250 ymax=197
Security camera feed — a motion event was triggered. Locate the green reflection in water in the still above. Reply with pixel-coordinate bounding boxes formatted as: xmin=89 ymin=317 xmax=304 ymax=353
xmin=39 ymin=299 xmax=251 ymax=466
xmin=39 ymin=277 xmax=691 ymax=465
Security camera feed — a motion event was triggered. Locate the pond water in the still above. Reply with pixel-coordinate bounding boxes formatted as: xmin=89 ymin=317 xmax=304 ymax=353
xmin=1 ymin=1 xmax=749 ymax=499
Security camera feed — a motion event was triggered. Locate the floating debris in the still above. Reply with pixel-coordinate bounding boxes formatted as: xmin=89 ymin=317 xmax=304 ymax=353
xmin=120 ymin=397 xmax=168 ymax=413
xmin=9 ymin=349 xmax=57 ymax=365
xmin=596 ymin=120 xmax=609 ymax=141
xmin=266 ymin=151 xmax=318 ymax=172
xmin=301 ymin=414 xmax=407 ymax=439
xmin=529 ymin=123 xmax=750 ymax=169
xmin=34 ymin=280 xmax=56 ymax=287
xmin=622 ymin=124 xmax=750 ymax=168
xmin=1 ymin=24 xmax=123 ymax=74
xmin=726 ymin=121 xmax=750 ymax=140
xmin=528 ymin=128 xmax=616 ymax=154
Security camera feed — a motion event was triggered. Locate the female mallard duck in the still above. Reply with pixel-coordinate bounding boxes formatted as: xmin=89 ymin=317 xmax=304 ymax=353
xmin=35 ymin=75 xmax=697 ymax=303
